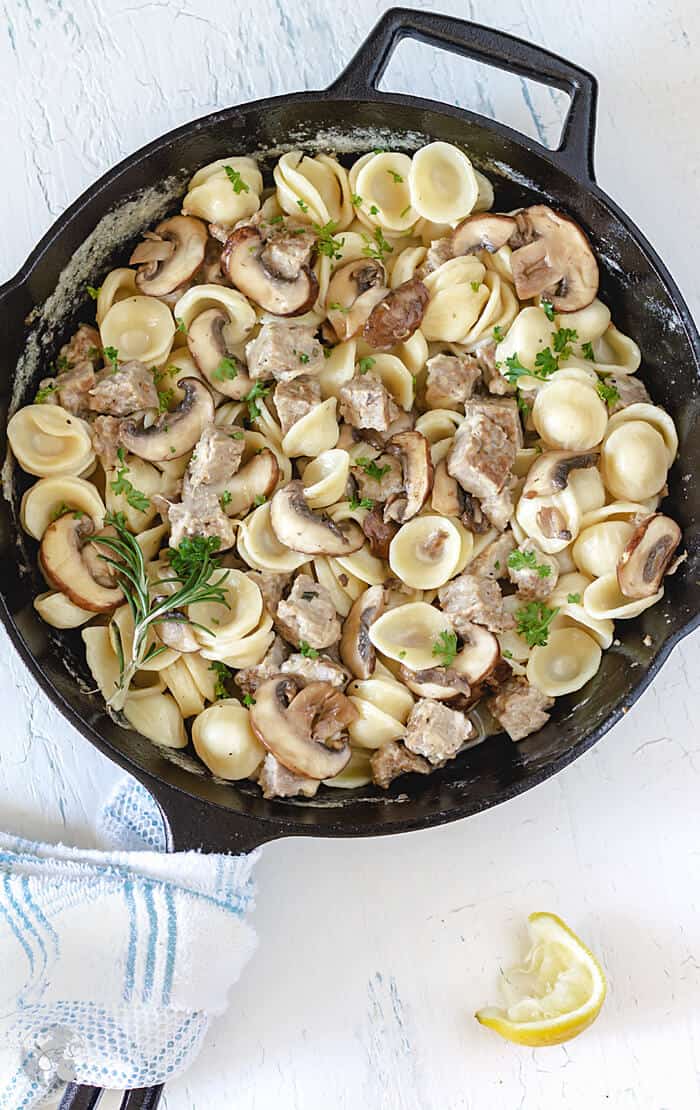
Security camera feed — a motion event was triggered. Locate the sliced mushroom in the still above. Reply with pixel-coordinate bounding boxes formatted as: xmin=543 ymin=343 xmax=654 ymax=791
xmin=399 ymin=665 xmax=471 ymax=701
xmin=121 ymin=378 xmax=215 ymax=461
xmin=451 ymin=213 xmax=517 ymax=256
xmin=249 ymin=675 xmax=354 ymax=779
xmin=360 ymin=506 xmax=398 ymax=559
xmin=384 ymin=431 xmax=434 ymax=524
xmin=326 ymin=259 xmax=387 ymax=341
xmin=456 ymin=622 xmax=500 ymax=684
xmin=537 ymin=505 xmax=572 ymax=542
xmin=509 ymin=205 xmax=599 ymax=312
xmin=221 ymin=448 xmax=280 ymax=516
xmin=132 ymin=216 xmax=208 ymax=298
xmin=460 ymin=491 xmax=491 ymax=534
xmin=222 ymin=226 xmax=318 ymax=316
xmin=155 ymin=610 xmax=201 ymax=653
xmin=522 ymin=450 xmax=599 ymax=499
xmin=340 ymin=584 xmax=386 ymax=679
xmin=363 ymin=277 xmax=429 ymax=350
xmin=270 ymin=480 xmax=364 ymax=556
xmin=431 ymin=458 xmax=464 ymax=516
xmin=187 ymin=308 xmax=252 ymax=399
xmin=617 ymin=513 xmax=682 ymax=599
xmin=39 ymin=514 xmax=123 ymax=613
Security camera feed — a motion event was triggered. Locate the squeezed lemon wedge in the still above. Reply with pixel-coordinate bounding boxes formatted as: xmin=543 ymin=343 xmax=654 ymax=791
xmin=475 ymin=911 xmax=607 ymax=1046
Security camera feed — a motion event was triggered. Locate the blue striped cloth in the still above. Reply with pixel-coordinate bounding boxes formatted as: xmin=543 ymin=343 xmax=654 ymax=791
xmin=0 ymin=781 xmax=258 ymax=1107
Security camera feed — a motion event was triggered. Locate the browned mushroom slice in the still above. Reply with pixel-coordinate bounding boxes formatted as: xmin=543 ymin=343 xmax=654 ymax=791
xmin=522 ymin=450 xmax=600 ymax=499
xmin=384 ymin=431 xmax=434 ymax=525
xmin=363 ymin=277 xmax=429 ymax=350
xmin=431 ymin=458 xmax=464 ymax=517
xmin=360 ymin=506 xmax=398 ymax=559
xmin=221 ymin=448 xmax=279 ymax=517
xmin=617 ymin=513 xmax=682 ymax=599
xmin=339 ymin=584 xmax=386 ymax=679
xmin=537 ymin=505 xmax=572 ymax=542
xmin=186 ymin=308 xmax=252 ymax=399
xmin=399 ymin=665 xmax=471 ymax=701
xmin=121 ymin=378 xmax=215 ymax=462
xmin=457 ymin=622 xmax=500 ymax=684
xmin=39 ymin=514 xmax=123 ymax=613
xmin=509 ymin=205 xmax=599 ymax=312
xmin=326 ymin=258 xmax=387 ymax=341
xmin=451 ymin=213 xmax=517 ymax=256
xmin=270 ymin=481 xmax=364 ymax=556
xmin=221 ymin=226 xmax=318 ymax=316
xmin=132 ymin=216 xmax=208 ymax=298
xmin=249 ymin=675 xmax=354 ymax=779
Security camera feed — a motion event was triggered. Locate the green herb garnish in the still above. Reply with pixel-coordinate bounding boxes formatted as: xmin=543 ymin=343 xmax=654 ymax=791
xmin=103 ymin=346 xmax=119 ymax=371
xmin=582 ymin=341 xmax=595 ymax=361
xmin=567 ymin=592 xmax=582 ymax=604
xmin=223 ymin=165 xmax=250 ymax=194
xmin=297 ymin=198 xmax=309 ymax=213
xmin=209 ymin=661 xmax=232 ymax=699
xmin=358 ymin=356 xmax=376 ymax=374
xmin=596 ymin=379 xmax=620 ymax=407
xmin=432 ymin=629 xmax=458 ymax=667
xmin=552 ymin=326 xmax=578 ymax=359
xmin=212 ymin=357 xmax=239 ymax=382
xmin=299 ymin=640 xmax=319 ymax=659
xmin=507 ymin=549 xmax=551 ymax=578
xmin=515 ymin=601 xmax=559 ymax=647
xmin=50 ymin=502 xmax=84 ymax=522
xmin=470 ymin=281 xmax=481 ymax=292
xmin=387 ymin=169 xmax=403 ymax=183
xmin=175 ymin=317 xmax=187 ymax=335
xmin=534 ymin=347 xmax=560 ymax=377
xmin=541 ymin=298 xmax=555 ymax=322
xmin=34 ymin=383 xmax=57 ymax=404
xmin=313 ymin=220 xmax=344 ymax=261
xmin=349 ymin=495 xmax=374 ymax=510
xmin=492 ymin=325 xmax=505 ymax=343
xmin=362 ymin=227 xmax=393 ymax=261
xmin=242 ymin=693 xmax=256 ymax=707
xmin=253 ymin=494 xmax=267 ymax=507
xmin=220 ymin=489 xmax=232 ymax=508
xmin=110 ymin=448 xmax=151 ymax=513
xmin=351 ymin=193 xmax=363 ymax=207
xmin=298 ymin=352 xmax=310 ymax=364
xmin=355 ymin=456 xmax=391 ymax=481
xmin=86 ymin=284 xmax=102 ymax=301
xmin=244 ymin=381 xmax=271 ymax=420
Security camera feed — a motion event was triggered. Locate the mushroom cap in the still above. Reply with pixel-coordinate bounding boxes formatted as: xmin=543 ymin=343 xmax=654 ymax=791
xmin=384 ymin=430 xmax=434 ymax=525
xmin=431 ymin=458 xmax=464 ymax=517
xmin=121 ymin=378 xmax=215 ymax=461
xmin=522 ymin=449 xmax=600 ymax=500
xmin=270 ymin=480 xmax=364 ymax=556
xmin=509 ymin=205 xmax=599 ymax=312
xmin=187 ymin=308 xmax=252 ymax=400
xmin=221 ymin=226 xmax=318 ymax=317
xmin=617 ymin=513 xmax=682 ymax=599
xmin=360 ymin=505 xmax=398 ymax=559
xmin=39 ymin=514 xmax=123 ymax=613
xmin=339 ymin=584 xmax=386 ymax=680
xmin=133 ymin=216 xmax=208 ymax=297
xmin=455 ymin=622 xmax=500 ymax=684
xmin=155 ymin=610 xmax=201 ymax=653
xmin=326 ymin=258 xmax=387 ymax=341
xmin=399 ymin=664 xmax=471 ymax=701
xmin=451 ymin=213 xmax=517 ymax=256
xmin=249 ymin=675 xmax=354 ymax=779
xmin=363 ymin=277 xmax=429 ymax=350
xmin=221 ymin=448 xmax=280 ymax=517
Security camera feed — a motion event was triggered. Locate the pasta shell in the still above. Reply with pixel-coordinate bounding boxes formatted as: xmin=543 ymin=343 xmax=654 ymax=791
xmin=21 ymin=476 xmax=106 ymax=539
xmin=533 ymin=380 xmax=608 ymax=451
xmin=527 ymin=628 xmax=602 ymax=696
xmin=8 ymin=405 xmax=94 ymax=478
xmin=123 ymin=692 xmax=188 ymax=749
xmin=369 ymin=601 xmax=453 ymax=669
xmin=34 ymin=591 xmax=94 ymax=629
xmin=100 ymin=295 xmax=175 ymax=366
xmin=192 ymin=700 xmax=265 ymax=780
xmin=96 ymin=267 xmax=138 ymax=326
xmin=281 ymin=397 xmax=339 ymax=458
xmin=190 ymin=568 xmax=263 ymax=649
xmin=302 ymin=449 xmax=351 ymax=509
xmin=583 ymin=573 xmax=663 ymax=619
xmin=389 ymin=514 xmax=462 ymax=589
xmin=600 ymin=421 xmax=668 ymax=501
xmin=409 ymin=142 xmax=480 ymax=224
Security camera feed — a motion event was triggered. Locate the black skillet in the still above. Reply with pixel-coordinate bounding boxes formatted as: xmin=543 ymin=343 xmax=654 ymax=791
xmin=0 ymin=11 xmax=698 ymax=1108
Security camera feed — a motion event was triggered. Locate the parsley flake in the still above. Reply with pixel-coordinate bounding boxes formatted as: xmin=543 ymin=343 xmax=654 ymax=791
xmin=212 ymin=357 xmax=239 ymax=382
xmin=507 ymin=549 xmax=551 ymax=578
xmin=242 ymin=693 xmax=256 ymax=707
xmin=299 ymin=640 xmax=319 ymax=659
xmin=567 ymin=592 xmax=582 ymax=604
xmin=175 ymin=317 xmax=187 ymax=335
xmin=355 ymin=456 xmax=390 ymax=481
xmin=357 ymin=356 xmax=376 ymax=374
xmin=86 ymin=284 xmax=102 ymax=301
xmin=362 ymin=227 xmax=393 ymax=261
xmin=220 ymin=489 xmax=232 ymax=509
xmin=582 ymin=341 xmax=595 ymax=361
xmin=596 ymin=379 xmax=620 ymax=407
xmin=534 ymin=347 xmax=559 ymax=377
xmin=516 ymin=601 xmax=559 ymax=647
xmin=313 ymin=220 xmax=345 ymax=261
xmin=470 ymin=281 xmax=481 ymax=292
xmin=387 ymin=169 xmax=403 ymax=184
xmin=110 ymin=448 xmax=151 ymax=513
xmin=244 ymin=381 xmax=271 ymax=420
xmin=351 ymin=193 xmax=363 ymax=207
xmin=103 ymin=345 xmax=119 ymax=371
xmin=541 ymin=298 xmax=555 ymax=322
xmin=209 ymin=661 xmax=232 ymax=700
xmin=34 ymin=382 xmax=57 ymax=404
xmin=552 ymin=326 xmax=578 ymax=359
xmin=297 ymin=198 xmax=309 ymax=213
xmin=369 ymin=205 xmax=379 ymax=216
xmin=223 ymin=165 xmax=250 ymax=194
xmin=432 ymin=630 xmax=458 ymax=667
xmin=493 ymin=325 xmax=505 ymax=343
xmin=349 ymin=495 xmax=374 ymax=510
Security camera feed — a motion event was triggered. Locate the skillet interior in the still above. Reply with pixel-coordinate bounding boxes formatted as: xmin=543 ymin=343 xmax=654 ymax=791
xmin=1 ymin=96 xmax=698 ymax=846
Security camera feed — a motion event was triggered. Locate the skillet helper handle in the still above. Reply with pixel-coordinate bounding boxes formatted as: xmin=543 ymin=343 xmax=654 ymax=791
xmin=59 ymin=1083 xmax=164 ymax=1108
xmin=327 ymin=7 xmax=598 ymax=181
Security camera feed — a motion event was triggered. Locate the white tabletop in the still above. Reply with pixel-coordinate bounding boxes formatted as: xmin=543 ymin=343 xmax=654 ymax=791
xmin=2 ymin=1 xmax=699 ymax=1106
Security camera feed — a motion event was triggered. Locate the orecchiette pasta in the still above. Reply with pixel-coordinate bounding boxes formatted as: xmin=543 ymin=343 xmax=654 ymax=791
xmin=527 ymin=628 xmax=602 ymax=697
xmin=8 ymin=405 xmax=94 ymax=477
xmin=192 ymin=700 xmax=265 ymax=779
xmin=408 ymin=142 xmax=482 ymax=224
xmin=21 ymin=476 xmax=105 ymax=539
xmin=183 ymin=156 xmax=263 ymax=225
xmin=100 ymin=295 xmax=175 ymax=366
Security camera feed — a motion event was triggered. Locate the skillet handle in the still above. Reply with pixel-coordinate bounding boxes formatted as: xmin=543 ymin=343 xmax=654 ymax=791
xmin=327 ymin=7 xmax=598 ymax=181
xmin=59 ymin=1082 xmax=164 ymax=1108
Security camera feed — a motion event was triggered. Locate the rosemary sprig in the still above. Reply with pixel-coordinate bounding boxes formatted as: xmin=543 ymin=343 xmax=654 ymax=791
xmin=95 ymin=515 xmax=228 ymax=709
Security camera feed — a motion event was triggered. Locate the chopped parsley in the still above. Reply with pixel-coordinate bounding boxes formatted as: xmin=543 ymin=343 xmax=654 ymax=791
xmin=313 ymin=220 xmax=344 ymax=261
xmin=209 ymin=661 xmax=232 ymax=700
xmin=298 ymin=352 xmax=310 ymax=364
xmin=369 ymin=204 xmax=379 ymax=216
xmin=349 ymin=495 xmax=374 ymax=510
xmin=212 ymin=357 xmax=239 ymax=382
xmin=220 ymin=489 xmax=232 ymax=509
xmin=351 ymin=193 xmax=363 ymax=207
xmin=86 ymin=284 xmax=102 ymax=300
xmin=244 ymin=381 xmax=271 ymax=420
xmin=507 ymin=549 xmax=551 ymax=578
xmin=175 ymin=317 xmax=187 ymax=335
xmin=253 ymin=494 xmax=267 ymax=507
xmin=552 ymin=326 xmax=578 ymax=359
xmin=223 ymin=165 xmax=250 ymax=194
xmin=355 ymin=456 xmax=391 ymax=481
xmin=242 ymin=693 xmax=256 ymax=707
xmin=515 ymin=601 xmax=559 ymax=647
xmin=167 ymin=535 xmax=222 ymax=579
xmin=157 ymin=387 xmax=174 ymax=413
xmin=541 ymin=298 xmax=555 ymax=321
xmin=267 ymin=214 xmax=285 ymax=225
xmin=596 ymin=379 xmax=620 ymax=407
xmin=492 ymin=325 xmax=505 ymax=343
xmin=470 ymin=281 xmax=481 ymax=292
xmin=373 ymin=148 xmax=385 ymax=155
xmin=329 ymin=301 xmax=350 ymax=314
xmin=34 ymin=382 xmax=57 ymax=404
xmin=299 ymin=640 xmax=319 ymax=659
xmin=362 ymin=227 xmax=393 ymax=261
xmin=103 ymin=345 xmax=119 ymax=371
xmin=503 ymin=649 xmax=514 ymax=659
xmin=398 ymin=650 xmax=407 ymax=659
xmin=323 ymin=345 xmax=333 ymax=359
xmin=110 ymin=448 xmax=151 ymax=513
xmin=400 ymin=204 xmax=412 ymax=219
xmin=387 ymin=169 xmax=403 ymax=183
xmin=517 ymin=393 xmax=531 ymax=419
xmin=502 ymin=351 xmax=557 ymax=386
xmin=357 ymin=356 xmax=376 ymax=374
xmin=432 ymin=629 xmax=458 ymax=667
xmin=297 ymin=198 xmax=309 ymax=213
xmin=534 ymin=347 xmax=560 ymax=377
xmin=50 ymin=502 xmax=84 ymax=522
xmin=567 ymin=592 xmax=582 ymax=604
xmin=230 ymin=430 xmax=245 ymax=440
xmin=582 ymin=341 xmax=595 ymax=361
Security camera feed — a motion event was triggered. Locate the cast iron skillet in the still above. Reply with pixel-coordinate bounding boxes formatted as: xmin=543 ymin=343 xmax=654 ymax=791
xmin=1 ymin=11 xmax=699 ymax=1105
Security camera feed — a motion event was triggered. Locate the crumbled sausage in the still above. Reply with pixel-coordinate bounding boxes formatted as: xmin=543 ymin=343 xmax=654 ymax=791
xmin=258 ymin=753 xmax=319 ymax=799
xmin=447 ymin=409 xmax=516 ymax=502
xmin=236 ymin=636 xmax=291 ymax=696
xmin=275 ymin=574 xmax=341 ymax=649
xmin=246 ymin=323 xmax=325 ymax=382
xmin=246 ymin=570 xmax=291 ymax=616
xmin=188 ymin=425 xmax=245 ymax=487
xmin=425 ymin=353 xmax=481 ymax=410
xmin=56 ymin=361 xmax=96 ymax=415
xmin=486 ymin=675 xmax=554 ymax=741
xmin=507 ymin=539 xmax=559 ymax=600
xmin=339 ymin=371 xmax=401 ymax=431
xmin=438 ymin=572 xmax=514 ymax=634
xmin=351 ymin=453 xmax=404 ymax=502
xmin=280 ymin=653 xmax=350 ymax=688
xmin=59 ymin=324 xmax=101 ymax=368
xmin=605 ymin=373 xmax=650 ymax=415
xmin=88 ymin=361 xmax=159 ymax=416
xmin=274 ymin=375 xmax=322 ymax=436
xmin=90 ymin=415 xmax=123 ymax=465
xmin=468 ymin=531 xmax=516 ymax=579
xmin=370 ymin=741 xmax=431 ymax=789
xmin=404 ymin=698 xmax=474 ymax=765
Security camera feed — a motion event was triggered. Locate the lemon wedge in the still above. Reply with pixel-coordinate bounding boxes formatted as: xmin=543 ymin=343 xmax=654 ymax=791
xmin=475 ymin=911 xmax=606 ymax=1046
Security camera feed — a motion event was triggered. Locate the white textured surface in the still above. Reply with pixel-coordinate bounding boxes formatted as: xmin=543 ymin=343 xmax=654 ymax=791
xmin=1 ymin=1 xmax=699 ymax=1107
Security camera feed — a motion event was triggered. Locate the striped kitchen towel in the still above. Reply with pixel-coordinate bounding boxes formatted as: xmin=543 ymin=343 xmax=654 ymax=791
xmin=0 ymin=780 xmax=259 ymax=1108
